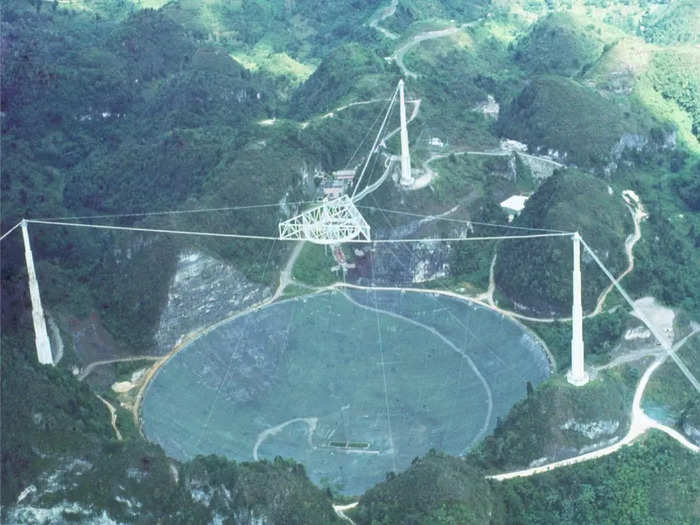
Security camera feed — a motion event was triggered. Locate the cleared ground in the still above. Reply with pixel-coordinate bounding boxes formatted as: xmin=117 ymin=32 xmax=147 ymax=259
xmin=143 ymin=289 xmax=549 ymax=495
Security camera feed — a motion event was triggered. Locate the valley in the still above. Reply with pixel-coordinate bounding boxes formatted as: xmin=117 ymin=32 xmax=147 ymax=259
xmin=1 ymin=0 xmax=698 ymax=523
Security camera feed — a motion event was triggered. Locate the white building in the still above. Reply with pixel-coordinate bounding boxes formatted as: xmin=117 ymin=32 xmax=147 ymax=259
xmin=500 ymin=195 xmax=530 ymax=222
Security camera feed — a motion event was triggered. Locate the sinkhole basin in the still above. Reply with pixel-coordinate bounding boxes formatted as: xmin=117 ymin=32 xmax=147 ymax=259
xmin=143 ymin=288 xmax=550 ymax=495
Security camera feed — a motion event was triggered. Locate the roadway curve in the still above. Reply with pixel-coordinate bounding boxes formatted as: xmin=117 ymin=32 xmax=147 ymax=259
xmin=78 ymin=355 xmax=160 ymax=381
xmin=588 ymin=190 xmax=647 ymax=317
xmin=253 ymin=417 xmax=318 ymax=461
xmin=390 ymin=19 xmax=483 ymax=79
xmin=488 ymin=329 xmax=700 ymax=481
xmin=333 ymin=502 xmax=359 ymax=524
xmin=369 ymin=0 xmax=399 ymax=40
xmin=392 ymin=26 xmax=461 ymax=79
xmin=96 ymin=394 xmax=123 ymax=441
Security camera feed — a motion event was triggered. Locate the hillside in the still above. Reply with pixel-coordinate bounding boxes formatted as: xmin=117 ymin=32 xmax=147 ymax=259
xmin=351 ymin=433 xmax=699 ymax=524
xmin=494 ymin=169 xmax=632 ymax=316
xmin=354 ymin=451 xmax=499 ymax=524
xmin=512 ymin=12 xmax=612 ymax=77
xmin=497 ymin=75 xmax=658 ymax=170
xmin=641 ymin=0 xmax=700 ymax=45
xmin=0 ymin=326 xmax=342 ymax=523
xmin=2 ymin=0 xmax=699 ymax=523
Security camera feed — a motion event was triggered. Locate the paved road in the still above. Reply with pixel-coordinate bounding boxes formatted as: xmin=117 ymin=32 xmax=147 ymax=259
xmin=390 ymin=19 xmax=483 ymax=78
xmin=333 ymin=502 xmax=359 ymax=524
xmin=488 ymin=331 xmax=700 ymax=481
xmin=392 ymin=26 xmax=461 ymax=78
xmin=78 ymin=355 xmax=160 ymax=381
xmin=96 ymin=394 xmax=122 ymax=441
xmin=368 ymin=0 xmax=399 ymax=40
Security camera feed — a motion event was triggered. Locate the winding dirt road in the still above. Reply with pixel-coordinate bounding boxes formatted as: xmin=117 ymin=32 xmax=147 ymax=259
xmin=333 ymin=502 xmax=359 ymax=524
xmin=252 ymin=417 xmax=318 ymax=461
xmin=390 ymin=19 xmax=483 ymax=78
xmin=78 ymin=355 xmax=160 ymax=381
xmin=488 ymin=329 xmax=699 ymax=481
xmin=96 ymin=394 xmax=122 ymax=441
xmin=588 ymin=190 xmax=647 ymax=318
xmin=369 ymin=0 xmax=399 ymax=40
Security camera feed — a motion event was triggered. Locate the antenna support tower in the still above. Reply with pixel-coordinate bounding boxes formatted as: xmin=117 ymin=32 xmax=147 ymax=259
xmin=21 ymin=220 xmax=54 ymax=365
xmin=567 ymin=232 xmax=589 ymax=386
xmin=398 ymin=79 xmax=414 ymax=187
xmin=279 ymin=195 xmax=370 ymax=245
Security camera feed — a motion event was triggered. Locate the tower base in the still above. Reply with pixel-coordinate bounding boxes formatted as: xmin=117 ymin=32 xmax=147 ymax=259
xmin=399 ymin=175 xmax=415 ymax=187
xmin=566 ymin=369 xmax=589 ymax=386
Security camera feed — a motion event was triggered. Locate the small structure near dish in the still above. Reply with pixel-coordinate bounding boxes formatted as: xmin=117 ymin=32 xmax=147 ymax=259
xmin=320 ymin=168 xmax=357 ymax=199
xmin=500 ymin=195 xmax=529 ymax=222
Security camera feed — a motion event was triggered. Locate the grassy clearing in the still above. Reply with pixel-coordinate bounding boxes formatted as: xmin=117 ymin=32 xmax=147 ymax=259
xmin=291 ymin=243 xmax=338 ymax=286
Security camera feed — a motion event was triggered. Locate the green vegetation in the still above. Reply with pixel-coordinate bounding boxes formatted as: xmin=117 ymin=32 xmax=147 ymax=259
xmin=472 ymin=369 xmax=634 ymax=471
xmin=1 ymin=325 xmax=341 ymax=523
xmin=288 ymin=43 xmax=393 ymax=120
xmin=291 ymin=243 xmax=338 ymax=286
xmin=512 ymin=13 xmax=611 ymax=77
xmin=354 ymin=451 xmax=498 ymax=524
xmin=354 ymin=432 xmax=700 ymax=524
xmin=526 ymin=307 xmax=630 ymax=370
xmin=498 ymin=431 xmax=700 ymax=524
xmin=2 ymin=0 xmax=700 ymax=521
xmin=645 ymin=47 xmax=700 ymax=141
xmin=449 ymin=239 xmax=496 ymax=291
xmin=495 ymin=169 xmax=632 ymax=315
xmin=642 ymin=0 xmax=700 ymax=45
xmin=645 ymin=336 xmax=700 ymax=425
xmin=497 ymin=75 xmax=655 ymax=169
xmin=619 ymin=161 xmax=700 ymax=318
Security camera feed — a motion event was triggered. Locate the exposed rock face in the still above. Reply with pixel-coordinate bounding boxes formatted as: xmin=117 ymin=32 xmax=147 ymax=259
xmin=683 ymin=423 xmax=700 ymax=446
xmin=7 ymin=460 xmax=105 ymax=525
xmin=349 ymin=218 xmax=457 ymax=286
xmin=611 ymin=133 xmax=648 ymax=158
xmin=154 ymin=251 xmax=271 ymax=354
xmin=606 ymin=130 xmax=676 ymax=174
xmin=474 ymin=94 xmax=500 ymax=119
xmin=561 ymin=419 xmax=620 ymax=439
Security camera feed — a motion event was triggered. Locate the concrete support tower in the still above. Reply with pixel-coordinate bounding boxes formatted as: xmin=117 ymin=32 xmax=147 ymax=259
xmin=398 ymin=79 xmax=414 ymax=187
xmin=567 ymin=232 xmax=588 ymax=386
xmin=21 ymin=220 xmax=53 ymax=365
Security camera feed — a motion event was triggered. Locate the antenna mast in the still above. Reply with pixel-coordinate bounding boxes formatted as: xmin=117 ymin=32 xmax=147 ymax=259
xmin=398 ymin=79 xmax=414 ymax=186
xmin=567 ymin=232 xmax=588 ymax=386
xmin=21 ymin=220 xmax=53 ymax=365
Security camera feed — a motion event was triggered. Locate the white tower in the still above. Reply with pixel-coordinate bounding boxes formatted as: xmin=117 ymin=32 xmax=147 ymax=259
xmin=398 ymin=79 xmax=414 ymax=187
xmin=21 ymin=220 xmax=53 ymax=365
xmin=567 ymin=232 xmax=588 ymax=386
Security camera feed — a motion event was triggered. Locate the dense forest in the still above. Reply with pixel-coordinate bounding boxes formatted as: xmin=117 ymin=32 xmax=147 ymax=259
xmin=2 ymin=0 xmax=699 ymax=522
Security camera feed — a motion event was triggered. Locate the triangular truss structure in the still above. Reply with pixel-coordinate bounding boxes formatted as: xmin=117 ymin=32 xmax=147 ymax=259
xmin=278 ymin=195 xmax=370 ymax=244
xmin=278 ymin=79 xmax=414 ymax=245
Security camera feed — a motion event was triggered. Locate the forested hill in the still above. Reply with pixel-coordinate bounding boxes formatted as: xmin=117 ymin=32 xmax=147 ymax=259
xmin=2 ymin=0 xmax=700 ymax=523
